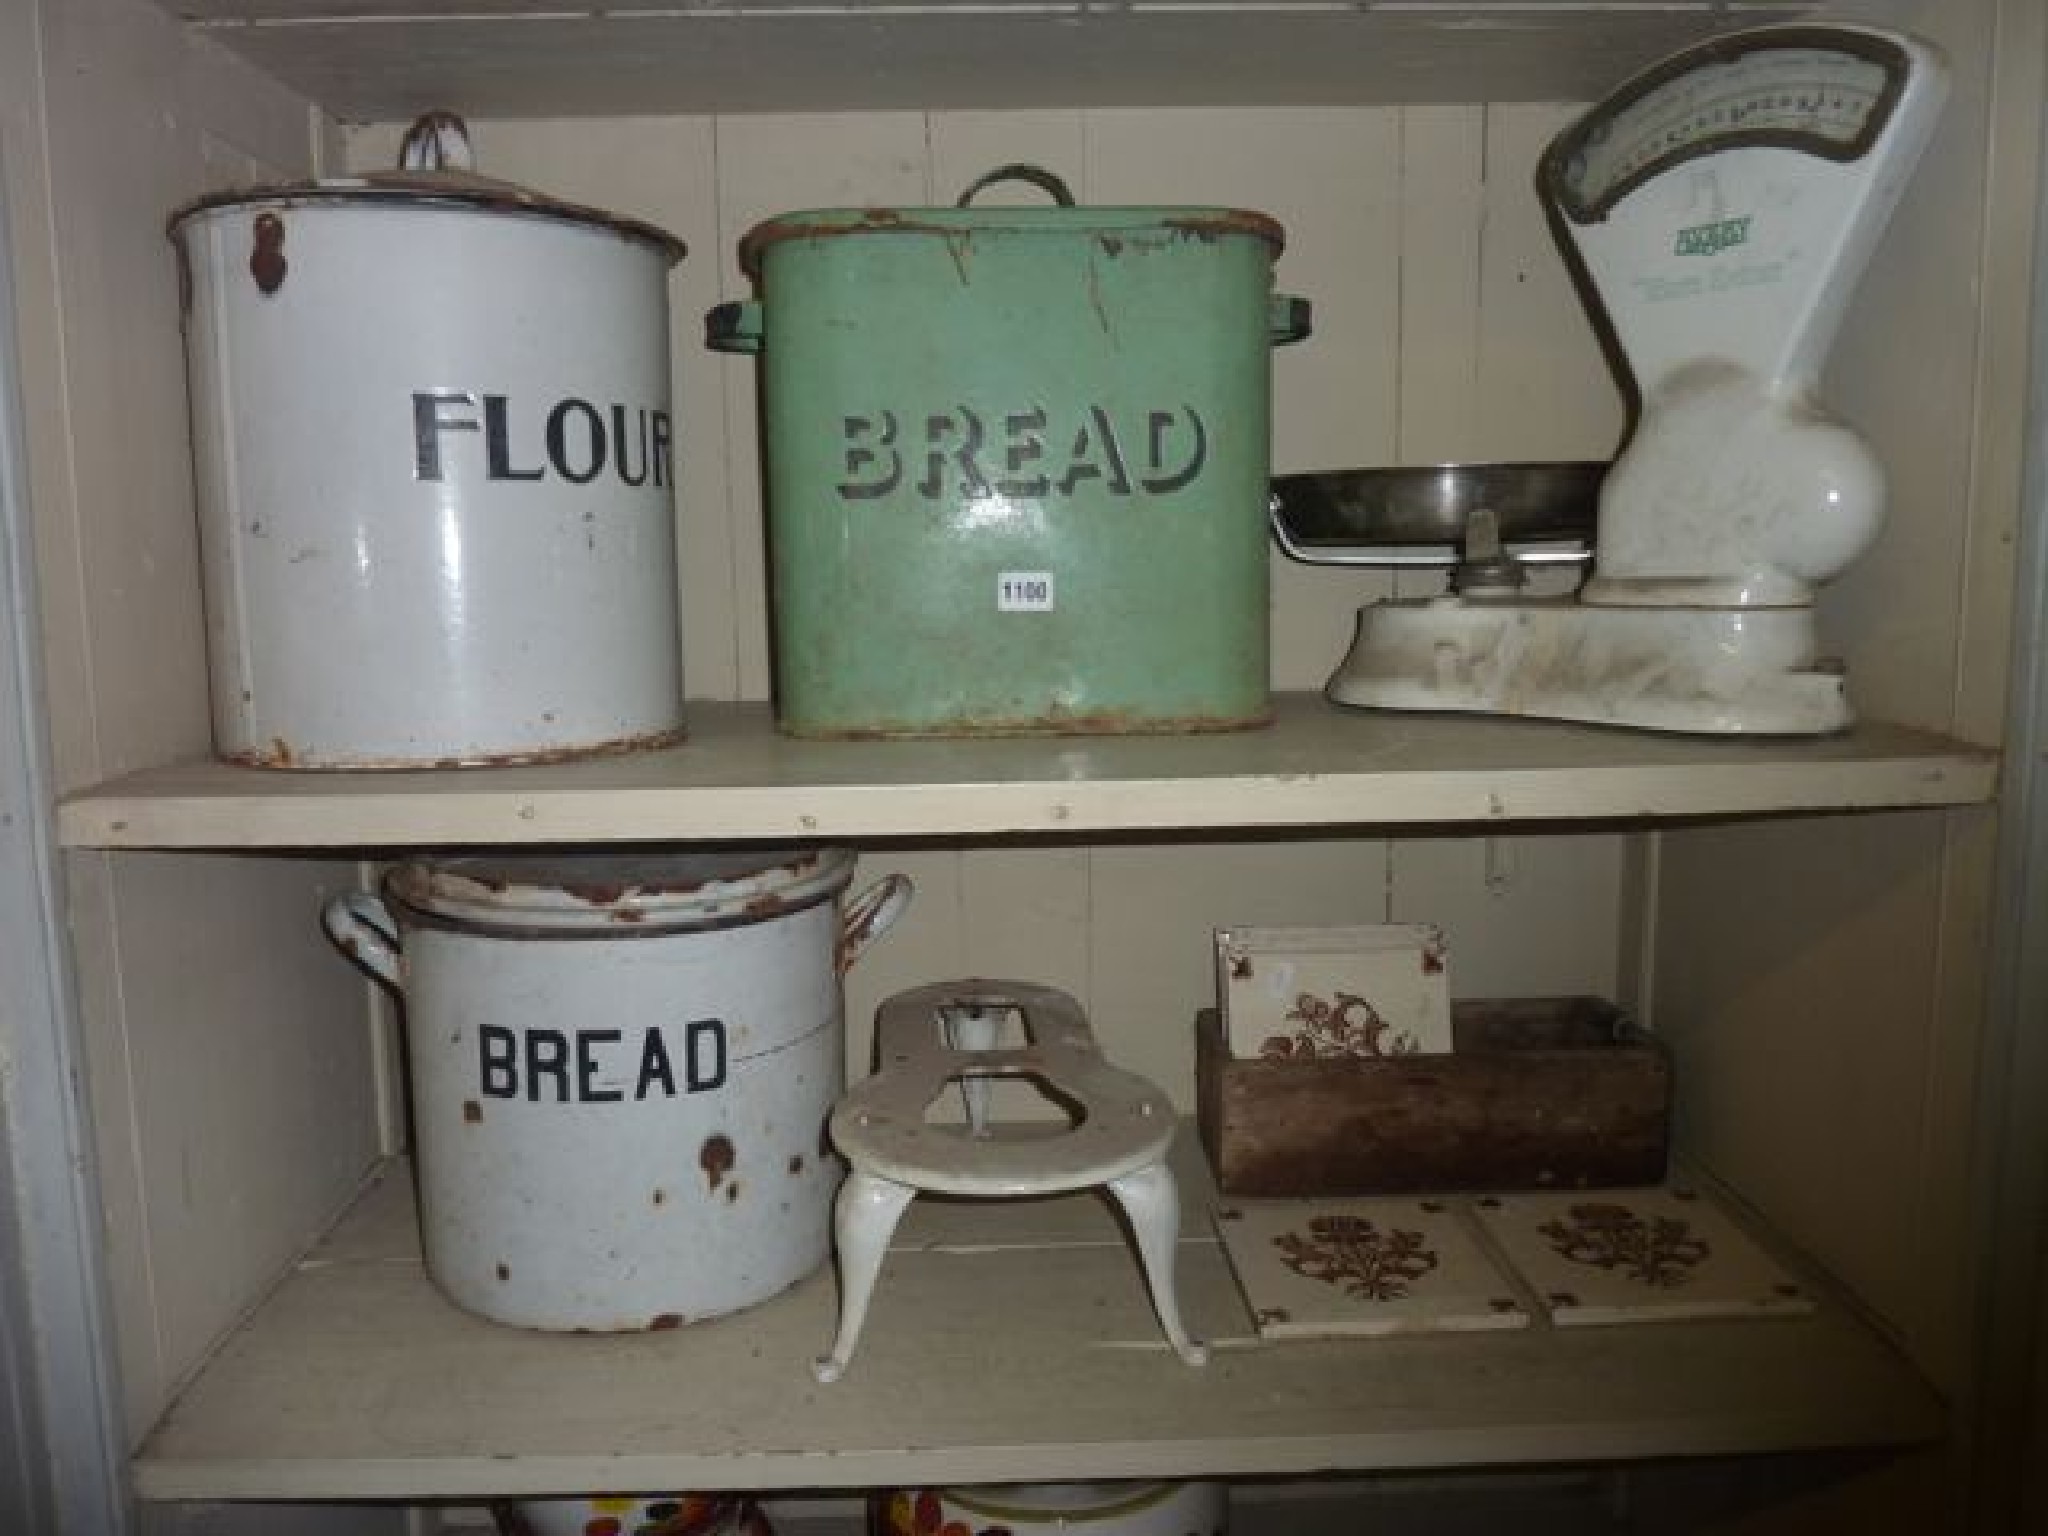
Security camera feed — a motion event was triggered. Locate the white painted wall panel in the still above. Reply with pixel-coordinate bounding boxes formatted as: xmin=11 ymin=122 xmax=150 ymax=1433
xmin=1389 ymin=834 xmax=1625 ymax=1003
xmin=12 ymin=0 xmax=382 ymax=1450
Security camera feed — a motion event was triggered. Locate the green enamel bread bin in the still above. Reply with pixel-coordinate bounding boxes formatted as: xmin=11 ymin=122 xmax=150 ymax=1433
xmin=709 ymin=165 xmax=1311 ymax=739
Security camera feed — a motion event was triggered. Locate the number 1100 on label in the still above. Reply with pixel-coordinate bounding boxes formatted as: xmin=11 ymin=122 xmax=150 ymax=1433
xmin=998 ymin=571 xmax=1055 ymax=612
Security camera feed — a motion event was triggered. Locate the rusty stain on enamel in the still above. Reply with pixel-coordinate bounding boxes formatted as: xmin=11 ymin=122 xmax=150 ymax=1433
xmin=700 ymin=1133 xmax=736 ymax=1191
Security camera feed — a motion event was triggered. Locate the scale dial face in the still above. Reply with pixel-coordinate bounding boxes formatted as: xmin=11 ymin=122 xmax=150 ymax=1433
xmin=1545 ymin=28 xmax=1909 ymax=222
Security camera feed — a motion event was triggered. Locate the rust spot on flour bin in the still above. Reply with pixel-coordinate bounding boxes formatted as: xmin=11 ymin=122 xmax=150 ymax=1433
xmin=700 ymin=1134 xmax=735 ymax=1190
xmin=648 ymin=1312 xmax=684 ymax=1331
xmin=462 ymin=1100 xmax=482 ymax=1124
xmin=249 ymin=211 xmax=287 ymax=293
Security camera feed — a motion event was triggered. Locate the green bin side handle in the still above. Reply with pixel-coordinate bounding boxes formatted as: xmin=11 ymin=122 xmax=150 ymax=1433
xmin=706 ymin=299 xmax=763 ymax=354
xmin=1270 ymin=294 xmax=1313 ymax=347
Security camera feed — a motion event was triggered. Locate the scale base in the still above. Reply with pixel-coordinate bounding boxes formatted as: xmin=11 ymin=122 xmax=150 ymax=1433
xmin=1328 ymin=596 xmax=1852 ymax=735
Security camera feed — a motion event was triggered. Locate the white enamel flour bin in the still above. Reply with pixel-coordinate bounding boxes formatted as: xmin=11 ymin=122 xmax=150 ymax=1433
xmin=324 ymin=849 xmax=911 ymax=1331
xmin=170 ymin=118 xmax=687 ymax=768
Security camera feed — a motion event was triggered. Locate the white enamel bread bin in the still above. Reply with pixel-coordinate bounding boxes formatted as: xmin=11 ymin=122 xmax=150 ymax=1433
xmin=324 ymin=848 xmax=911 ymax=1331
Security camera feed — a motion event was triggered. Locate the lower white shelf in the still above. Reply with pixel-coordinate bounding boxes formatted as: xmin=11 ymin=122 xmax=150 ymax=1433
xmin=133 ymin=1143 xmax=1945 ymax=1503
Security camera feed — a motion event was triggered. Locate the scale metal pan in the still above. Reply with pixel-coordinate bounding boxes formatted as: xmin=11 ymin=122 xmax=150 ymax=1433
xmin=1269 ymin=460 xmax=1605 ymax=567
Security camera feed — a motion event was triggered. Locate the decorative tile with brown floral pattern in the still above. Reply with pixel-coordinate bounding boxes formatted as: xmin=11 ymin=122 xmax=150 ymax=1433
xmin=1214 ymin=925 xmax=1454 ymax=1061
xmin=1472 ymin=1186 xmax=1814 ymax=1327
xmin=1213 ymin=1197 xmax=1527 ymax=1339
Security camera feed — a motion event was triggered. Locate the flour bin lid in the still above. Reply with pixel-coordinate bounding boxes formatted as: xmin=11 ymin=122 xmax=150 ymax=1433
xmin=166 ymin=110 xmax=686 ymax=265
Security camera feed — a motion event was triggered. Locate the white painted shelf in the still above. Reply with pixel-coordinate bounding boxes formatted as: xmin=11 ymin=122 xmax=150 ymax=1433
xmin=58 ymin=696 xmax=1996 ymax=850
xmin=158 ymin=2 xmax=1884 ymax=121
xmin=133 ymin=1135 xmax=1944 ymax=1502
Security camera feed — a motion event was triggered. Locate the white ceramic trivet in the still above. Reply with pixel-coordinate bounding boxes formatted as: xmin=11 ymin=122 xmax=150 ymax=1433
xmin=815 ymin=980 xmax=1208 ymax=1381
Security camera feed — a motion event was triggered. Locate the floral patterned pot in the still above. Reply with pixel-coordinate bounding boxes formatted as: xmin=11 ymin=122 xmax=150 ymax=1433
xmin=878 ymin=1482 xmax=1226 ymax=1536
xmin=496 ymin=1494 xmax=769 ymax=1536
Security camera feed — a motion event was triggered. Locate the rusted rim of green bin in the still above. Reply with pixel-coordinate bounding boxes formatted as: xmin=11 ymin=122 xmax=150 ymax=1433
xmin=738 ymin=203 xmax=1286 ymax=279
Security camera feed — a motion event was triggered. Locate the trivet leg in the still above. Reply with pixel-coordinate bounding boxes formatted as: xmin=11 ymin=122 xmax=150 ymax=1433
xmin=813 ymin=1170 xmax=916 ymax=1383
xmin=941 ymin=1003 xmax=1001 ymax=1135
xmin=1107 ymin=1161 xmax=1210 ymax=1367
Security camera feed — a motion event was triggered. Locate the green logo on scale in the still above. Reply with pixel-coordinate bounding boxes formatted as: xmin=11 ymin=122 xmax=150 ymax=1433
xmin=1674 ymin=215 xmax=1753 ymax=257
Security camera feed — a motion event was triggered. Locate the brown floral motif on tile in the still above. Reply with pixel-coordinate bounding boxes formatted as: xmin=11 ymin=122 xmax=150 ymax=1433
xmin=1273 ymin=1213 xmax=1439 ymax=1300
xmin=1260 ymin=991 xmax=1418 ymax=1059
xmin=1539 ymin=1201 xmax=1711 ymax=1288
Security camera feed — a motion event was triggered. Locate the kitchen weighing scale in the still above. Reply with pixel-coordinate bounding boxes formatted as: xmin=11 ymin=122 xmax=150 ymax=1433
xmin=1320 ymin=25 xmax=1947 ymax=734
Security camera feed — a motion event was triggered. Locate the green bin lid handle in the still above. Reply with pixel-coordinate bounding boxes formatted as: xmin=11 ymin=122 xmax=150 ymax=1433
xmin=957 ymin=164 xmax=1077 ymax=208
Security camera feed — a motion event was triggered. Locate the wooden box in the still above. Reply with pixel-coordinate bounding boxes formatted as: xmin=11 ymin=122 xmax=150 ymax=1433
xmin=1196 ymin=996 xmax=1670 ymax=1197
